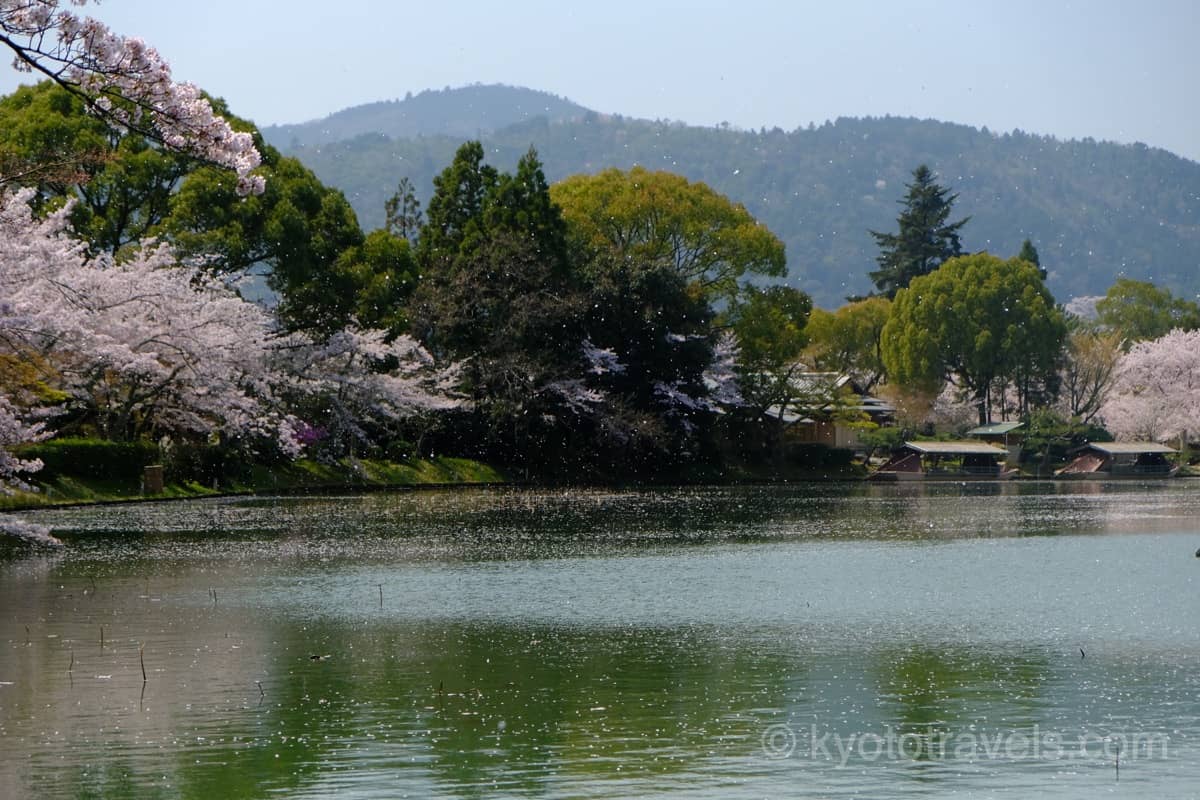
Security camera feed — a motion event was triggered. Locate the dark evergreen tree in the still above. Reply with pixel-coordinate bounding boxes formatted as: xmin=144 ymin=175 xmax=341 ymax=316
xmin=484 ymin=147 xmax=570 ymax=273
xmin=1017 ymin=238 xmax=1040 ymax=266
xmin=579 ymin=252 xmax=713 ymax=412
xmin=1017 ymin=238 xmax=1047 ymax=279
xmin=383 ymin=176 xmax=423 ymax=244
xmin=414 ymin=141 xmax=497 ymax=268
xmin=408 ymin=144 xmax=589 ymax=472
xmin=868 ymin=165 xmax=970 ymax=298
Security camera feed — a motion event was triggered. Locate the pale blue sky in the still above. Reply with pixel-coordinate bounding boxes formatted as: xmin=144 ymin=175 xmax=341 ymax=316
xmin=4 ymin=0 xmax=1198 ymax=161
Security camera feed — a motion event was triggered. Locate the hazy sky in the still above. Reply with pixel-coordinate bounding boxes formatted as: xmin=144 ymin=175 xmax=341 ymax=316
xmin=4 ymin=0 xmax=1198 ymax=161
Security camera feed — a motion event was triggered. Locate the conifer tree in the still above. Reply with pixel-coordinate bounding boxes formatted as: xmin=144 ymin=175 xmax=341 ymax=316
xmin=1017 ymin=238 xmax=1040 ymax=266
xmin=869 ymin=165 xmax=970 ymax=297
xmin=384 ymin=177 xmax=423 ymax=244
xmin=1017 ymin=238 xmax=1047 ymax=279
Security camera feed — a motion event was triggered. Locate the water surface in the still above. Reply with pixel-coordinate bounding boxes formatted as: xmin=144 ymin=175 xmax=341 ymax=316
xmin=2 ymin=482 xmax=1198 ymax=798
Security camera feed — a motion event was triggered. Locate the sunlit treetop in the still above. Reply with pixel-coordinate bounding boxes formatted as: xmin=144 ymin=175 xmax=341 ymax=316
xmin=551 ymin=165 xmax=786 ymax=302
xmin=0 ymin=0 xmax=263 ymax=194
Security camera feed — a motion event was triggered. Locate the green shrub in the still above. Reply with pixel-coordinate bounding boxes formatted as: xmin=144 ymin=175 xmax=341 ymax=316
xmin=15 ymin=438 xmax=160 ymax=480
xmin=162 ymin=443 xmax=254 ymax=487
xmin=856 ymin=425 xmax=906 ymax=454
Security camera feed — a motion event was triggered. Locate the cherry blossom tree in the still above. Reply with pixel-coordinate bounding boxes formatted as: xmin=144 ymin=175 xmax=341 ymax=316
xmin=3 ymin=183 xmax=464 ymax=469
xmin=703 ymin=332 xmax=743 ymax=408
xmin=269 ymin=327 xmax=466 ymax=453
xmin=0 ymin=394 xmax=46 ymax=490
xmin=0 ymin=195 xmax=54 ymax=540
xmin=0 ymin=187 xmax=298 ymax=453
xmin=1099 ymin=328 xmax=1200 ymax=442
xmin=1 ymin=188 xmax=67 ymax=493
xmin=537 ymin=340 xmax=624 ymax=418
xmin=0 ymin=0 xmax=275 ymax=539
xmin=1 ymin=0 xmax=263 ymax=194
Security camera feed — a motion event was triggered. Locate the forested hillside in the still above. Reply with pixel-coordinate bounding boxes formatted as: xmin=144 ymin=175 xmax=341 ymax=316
xmin=271 ymin=88 xmax=1200 ymax=308
xmin=263 ymin=84 xmax=587 ymax=149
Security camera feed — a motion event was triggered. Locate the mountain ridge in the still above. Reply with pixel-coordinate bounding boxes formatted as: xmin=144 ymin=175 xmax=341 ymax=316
xmin=263 ymin=84 xmax=588 ymax=148
xmin=267 ymin=85 xmax=1200 ymax=308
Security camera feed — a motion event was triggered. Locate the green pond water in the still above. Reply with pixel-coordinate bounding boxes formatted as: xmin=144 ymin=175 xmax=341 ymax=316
xmin=1 ymin=481 xmax=1199 ymax=799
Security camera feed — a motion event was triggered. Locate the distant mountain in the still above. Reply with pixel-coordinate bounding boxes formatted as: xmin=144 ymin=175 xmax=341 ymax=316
xmin=263 ymin=84 xmax=588 ymax=149
xmin=273 ymin=86 xmax=1200 ymax=308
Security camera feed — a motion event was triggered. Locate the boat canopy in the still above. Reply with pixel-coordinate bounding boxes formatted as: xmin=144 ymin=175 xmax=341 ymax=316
xmin=966 ymin=421 xmax=1024 ymax=436
xmin=902 ymin=441 xmax=1009 ymax=456
xmin=1077 ymin=442 xmax=1177 ymax=455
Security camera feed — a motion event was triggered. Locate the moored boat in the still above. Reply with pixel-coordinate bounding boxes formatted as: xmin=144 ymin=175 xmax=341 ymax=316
xmin=870 ymin=441 xmax=1018 ymax=481
xmin=1055 ymin=442 xmax=1179 ymax=479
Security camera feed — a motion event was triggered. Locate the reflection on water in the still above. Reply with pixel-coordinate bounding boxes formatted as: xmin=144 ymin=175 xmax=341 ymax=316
xmin=1 ymin=482 xmax=1199 ymax=798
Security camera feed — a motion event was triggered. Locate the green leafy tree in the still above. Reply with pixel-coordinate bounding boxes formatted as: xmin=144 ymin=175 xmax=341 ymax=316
xmin=869 ymin=165 xmax=970 ymax=298
xmin=177 ymin=152 xmax=369 ymax=326
xmin=881 ymin=253 xmax=1066 ymax=423
xmin=336 ymin=229 xmax=419 ymax=336
xmin=551 ymin=165 xmax=786 ymax=302
xmin=554 ymin=170 xmax=788 ymax=465
xmin=1095 ymin=277 xmax=1200 ymax=344
xmin=552 ymin=166 xmax=798 ymax=467
xmin=411 ymin=146 xmax=749 ymax=475
xmin=0 ymin=81 xmax=191 ymax=254
xmin=165 ymin=149 xmax=367 ymax=332
xmin=803 ymin=297 xmax=892 ymax=392
xmin=725 ymin=286 xmax=812 ymax=414
xmin=728 ymin=286 xmax=811 ymax=372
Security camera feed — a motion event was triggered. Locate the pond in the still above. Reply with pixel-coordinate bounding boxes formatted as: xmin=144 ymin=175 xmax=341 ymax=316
xmin=2 ymin=481 xmax=1199 ymax=799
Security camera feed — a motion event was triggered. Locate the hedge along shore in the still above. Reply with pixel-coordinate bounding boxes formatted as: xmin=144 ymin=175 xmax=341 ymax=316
xmin=0 ymin=455 xmax=507 ymax=513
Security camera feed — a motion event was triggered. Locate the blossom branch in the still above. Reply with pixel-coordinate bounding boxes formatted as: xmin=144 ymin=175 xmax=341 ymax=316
xmin=1 ymin=1 xmax=264 ymax=194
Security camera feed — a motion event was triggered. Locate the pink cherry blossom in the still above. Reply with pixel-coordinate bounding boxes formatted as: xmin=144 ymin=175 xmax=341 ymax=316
xmin=1099 ymin=328 xmax=1200 ymax=442
xmin=2 ymin=186 xmax=466 ymax=490
xmin=0 ymin=187 xmax=288 ymax=450
xmin=1 ymin=0 xmax=263 ymax=194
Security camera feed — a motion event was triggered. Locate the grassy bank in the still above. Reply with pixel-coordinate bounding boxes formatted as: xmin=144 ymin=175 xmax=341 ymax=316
xmin=0 ymin=456 xmax=506 ymax=512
